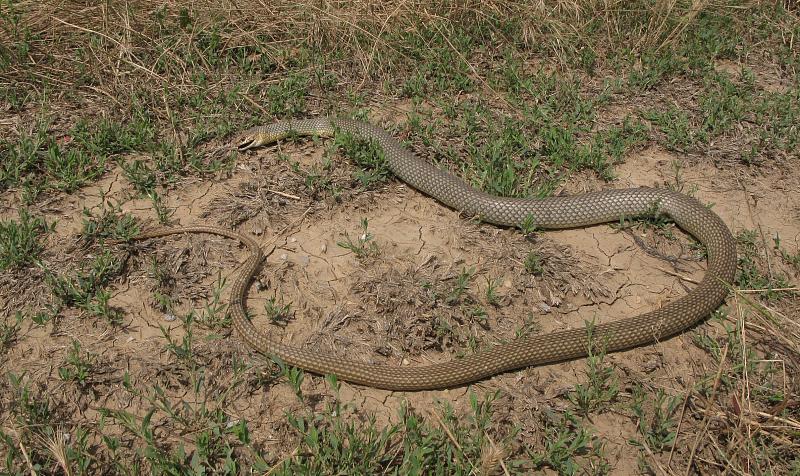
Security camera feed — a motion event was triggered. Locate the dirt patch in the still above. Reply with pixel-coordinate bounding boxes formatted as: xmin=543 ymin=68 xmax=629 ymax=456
xmin=3 ymin=129 xmax=799 ymax=472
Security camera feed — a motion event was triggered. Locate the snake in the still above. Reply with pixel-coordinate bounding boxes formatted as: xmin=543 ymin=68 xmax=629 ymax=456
xmin=122 ymin=117 xmax=737 ymax=391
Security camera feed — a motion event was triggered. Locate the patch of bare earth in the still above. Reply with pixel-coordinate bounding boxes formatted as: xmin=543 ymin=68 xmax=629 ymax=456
xmin=3 ymin=123 xmax=798 ymax=471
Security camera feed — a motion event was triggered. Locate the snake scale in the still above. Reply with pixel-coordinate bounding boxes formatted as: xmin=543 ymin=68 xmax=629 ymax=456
xmin=124 ymin=118 xmax=737 ymax=391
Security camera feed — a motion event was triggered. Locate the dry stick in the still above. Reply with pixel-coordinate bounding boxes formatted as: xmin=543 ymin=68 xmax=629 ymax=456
xmin=706 ymin=430 xmax=746 ymax=476
xmin=637 ymin=0 xmax=677 ymax=52
xmin=734 ymin=289 xmax=800 ymax=345
xmin=18 ymin=439 xmax=37 ymax=476
xmin=733 ymin=292 xmax=755 ymax=470
xmin=639 ymin=437 xmax=671 ymax=476
xmin=667 ymin=391 xmax=692 ymax=469
xmin=705 ymin=409 xmax=800 ymax=446
xmin=744 ymin=424 xmax=798 ymax=450
xmin=267 ymin=189 xmax=301 ymax=200
xmin=8 ymin=423 xmax=37 ymax=476
xmin=263 ymin=447 xmax=298 ymax=476
xmin=757 ymin=220 xmax=774 ymax=281
xmin=242 ymin=93 xmax=269 ymax=116
xmin=737 ymin=174 xmax=775 ymax=282
xmin=430 ymin=411 xmax=478 ymax=474
xmin=162 ymin=93 xmax=184 ymax=164
xmin=685 ymin=342 xmax=729 ymax=476
xmin=738 ymin=286 xmax=798 ymax=293
xmin=657 ymin=266 xmax=701 ymax=284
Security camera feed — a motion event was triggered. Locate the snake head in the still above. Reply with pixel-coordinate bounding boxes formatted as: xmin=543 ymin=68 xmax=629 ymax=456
xmin=237 ymin=128 xmax=269 ymax=151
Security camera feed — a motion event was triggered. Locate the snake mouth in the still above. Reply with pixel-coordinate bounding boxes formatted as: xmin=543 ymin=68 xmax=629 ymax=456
xmin=237 ymin=136 xmax=258 ymax=151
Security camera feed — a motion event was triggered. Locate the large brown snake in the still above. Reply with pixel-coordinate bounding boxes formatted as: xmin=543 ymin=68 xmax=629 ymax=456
xmin=122 ymin=118 xmax=737 ymax=391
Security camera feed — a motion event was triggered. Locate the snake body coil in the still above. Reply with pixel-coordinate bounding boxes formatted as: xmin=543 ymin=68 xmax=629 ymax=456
xmin=130 ymin=118 xmax=736 ymax=391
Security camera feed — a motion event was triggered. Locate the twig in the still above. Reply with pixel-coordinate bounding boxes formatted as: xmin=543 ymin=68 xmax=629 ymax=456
xmin=736 ymin=173 xmax=774 ymax=281
xmin=263 ymin=447 xmax=298 ymax=475
xmin=640 ymin=436 xmax=671 ymax=476
xmin=429 ymin=411 xmax=478 ymax=474
xmin=667 ymin=391 xmax=692 ymax=469
xmin=700 ymin=409 xmax=799 ymax=447
xmin=685 ymin=342 xmax=729 ymax=476
xmin=267 ymin=189 xmax=301 ymax=200
xmin=14 ymin=428 xmax=37 ymax=476
xmin=657 ymin=266 xmax=700 ymax=284
xmin=737 ymin=286 xmax=798 ymax=293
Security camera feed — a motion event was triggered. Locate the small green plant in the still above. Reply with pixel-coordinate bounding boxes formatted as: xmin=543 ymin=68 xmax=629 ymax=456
xmin=629 ymin=386 xmax=681 ymax=453
xmin=515 ymin=312 xmax=542 ymax=338
xmin=304 ymin=161 xmax=343 ymax=199
xmin=1 ymin=117 xmax=155 ymax=201
xmin=58 ymin=340 xmax=94 ymax=386
xmin=197 ymin=271 xmax=229 ymax=329
xmin=149 ymin=190 xmax=174 ymax=225
xmin=700 ymin=71 xmax=752 ymax=138
xmin=693 ymin=310 xmax=763 ymax=384
xmin=668 ymin=160 xmax=690 ymax=195
xmin=528 ymin=410 xmax=607 ymax=474
xmin=644 ymin=107 xmax=705 ymax=150
xmin=569 ymin=321 xmax=619 ymax=415
xmin=735 ymin=229 xmax=789 ymax=299
xmin=81 ymin=198 xmax=140 ymax=242
xmin=446 ymin=267 xmax=474 ymax=305
xmin=278 ymin=391 xmax=517 ymax=474
xmin=331 ymin=131 xmax=391 ymax=188
xmin=0 ymin=125 xmax=48 ymax=191
xmin=46 ymin=250 xmax=124 ymax=323
xmin=484 ymin=276 xmax=501 ymax=306
xmin=467 ymin=304 xmax=488 ymax=328
xmin=0 ymin=210 xmax=51 ymax=270
xmin=266 ymin=72 xmax=310 ymax=117
xmin=70 ymin=116 xmax=155 ymax=157
xmin=161 ymin=312 xmax=196 ymax=364
xmin=774 ymin=234 xmax=800 ymax=270
xmin=337 ymin=218 xmax=379 ymax=259
xmin=1 ymin=312 xmax=23 ymax=352
xmin=523 ymin=251 xmax=544 ymax=276
xmin=121 ymin=159 xmax=157 ymax=195
xmin=519 ymin=214 xmax=537 ymax=235
xmin=265 ymin=296 xmax=293 ymax=327
xmin=272 ymin=357 xmax=305 ymax=402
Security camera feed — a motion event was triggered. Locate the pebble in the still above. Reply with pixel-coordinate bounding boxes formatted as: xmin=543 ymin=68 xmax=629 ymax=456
xmin=280 ymin=253 xmax=288 ymax=261
xmin=320 ymin=243 xmax=327 ymax=253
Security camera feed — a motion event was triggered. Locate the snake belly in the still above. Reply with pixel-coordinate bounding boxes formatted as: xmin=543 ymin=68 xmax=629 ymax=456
xmin=135 ymin=118 xmax=737 ymax=391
